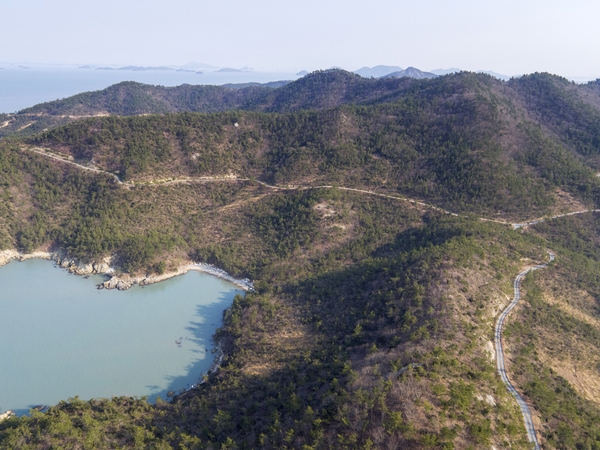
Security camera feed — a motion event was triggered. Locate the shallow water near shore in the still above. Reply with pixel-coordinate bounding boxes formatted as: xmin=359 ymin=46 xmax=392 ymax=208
xmin=0 ymin=259 xmax=243 ymax=416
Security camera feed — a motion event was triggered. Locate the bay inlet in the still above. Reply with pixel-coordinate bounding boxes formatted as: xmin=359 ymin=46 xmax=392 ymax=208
xmin=0 ymin=258 xmax=243 ymax=416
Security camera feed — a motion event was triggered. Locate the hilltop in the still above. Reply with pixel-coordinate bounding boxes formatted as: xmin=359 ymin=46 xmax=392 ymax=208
xmin=2 ymin=68 xmax=600 ymax=141
xmin=0 ymin=70 xmax=418 ymax=136
xmin=382 ymin=67 xmax=438 ymax=79
xmin=354 ymin=65 xmax=404 ymax=78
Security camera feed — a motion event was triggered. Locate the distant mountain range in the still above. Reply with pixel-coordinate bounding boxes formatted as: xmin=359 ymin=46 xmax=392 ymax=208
xmin=353 ymin=65 xmax=442 ymax=80
xmin=381 ymin=67 xmax=438 ymax=79
xmin=353 ymin=65 xmax=403 ymax=78
xmin=430 ymin=67 xmax=461 ymax=75
xmin=478 ymin=70 xmax=512 ymax=80
xmin=48 ymin=62 xmax=515 ymax=81
xmin=2 ymin=69 xmax=455 ymax=134
xmin=431 ymin=67 xmax=512 ymax=80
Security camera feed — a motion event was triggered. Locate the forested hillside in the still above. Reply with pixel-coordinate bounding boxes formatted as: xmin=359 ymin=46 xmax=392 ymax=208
xmin=3 ymin=69 xmax=600 ymax=141
xmin=22 ymin=71 xmax=600 ymax=220
xmin=0 ymin=70 xmax=414 ymax=136
xmin=2 ymin=71 xmax=600 ymax=449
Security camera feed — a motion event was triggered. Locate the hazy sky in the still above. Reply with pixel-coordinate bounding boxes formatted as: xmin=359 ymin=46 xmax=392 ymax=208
xmin=2 ymin=0 xmax=599 ymax=77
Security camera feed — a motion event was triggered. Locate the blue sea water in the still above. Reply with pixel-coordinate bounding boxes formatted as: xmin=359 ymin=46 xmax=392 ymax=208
xmin=0 ymin=66 xmax=301 ymax=113
xmin=0 ymin=259 xmax=243 ymax=416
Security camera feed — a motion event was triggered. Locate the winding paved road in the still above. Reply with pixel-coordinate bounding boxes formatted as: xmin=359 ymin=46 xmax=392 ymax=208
xmin=495 ymin=251 xmax=555 ymax=450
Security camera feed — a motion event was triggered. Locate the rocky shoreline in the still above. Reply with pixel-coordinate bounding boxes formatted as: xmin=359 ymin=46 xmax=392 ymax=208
xmin=101 ymin=264 xmax=253 ymax=291
xmin=0 ymin=249 xmax=253 ymax=291
xmin=0 ymin=249 xmax=112 ymax=276
xmin=0 ymin=410 xmax=15 ymax=422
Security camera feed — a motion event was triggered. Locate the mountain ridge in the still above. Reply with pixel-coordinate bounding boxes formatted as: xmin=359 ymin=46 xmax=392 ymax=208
xmin=5 ymin=69 xmax=600 ymax=140
xmin=381 ymin=66 xmax=438 ymax=79
xmin=354 ymin=65 xmax=403 ymax=78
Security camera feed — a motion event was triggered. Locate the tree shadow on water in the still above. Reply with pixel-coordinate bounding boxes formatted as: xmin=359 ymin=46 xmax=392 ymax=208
xmin=146 ymin=289 xmax=242 ymax=404
xmin=10 ymin=408 xmax=31 ymax=417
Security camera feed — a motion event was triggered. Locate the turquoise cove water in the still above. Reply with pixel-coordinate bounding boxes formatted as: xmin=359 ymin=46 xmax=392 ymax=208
xmin=0 ymin=259 xmax=243 ymax=416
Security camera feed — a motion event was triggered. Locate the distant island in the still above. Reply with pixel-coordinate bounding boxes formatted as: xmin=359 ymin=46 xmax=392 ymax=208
xmin=217 ymin=67 xmax=254 ymax=73
xmin=429 ymin=67 xmax=511 ymax=80
xmin=477 ymin=70 xmax=512 ymax=80
xmin=430 ymin=67 xmax=461 ymax=75
xmin=118 ymin=66 xmax=174 ymax=72
xmin=91 ymin=65 xmax=205 ymax=72
xmin=73 ymin=62 xmax=262 ymax=74
xmin=95 ymin=66 xmax=175 ymax=72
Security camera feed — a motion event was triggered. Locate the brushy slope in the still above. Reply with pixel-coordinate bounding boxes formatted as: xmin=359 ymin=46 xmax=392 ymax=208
xmin=2 ymin=71 xmax=600 ymax=449
xmin=0 ymin=143 xmax=548 ymax=448
xmin=23 ymin=72 xmax=600 ymax=220
xmin=0 ymin=141 xmax=596 ymax=450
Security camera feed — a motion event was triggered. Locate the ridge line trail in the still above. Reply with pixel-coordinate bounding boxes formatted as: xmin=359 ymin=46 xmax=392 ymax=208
xmin=495 ymin=251 xmax=555 ymax=450
xmin=22 ymin=144 xmax=600 ymax=226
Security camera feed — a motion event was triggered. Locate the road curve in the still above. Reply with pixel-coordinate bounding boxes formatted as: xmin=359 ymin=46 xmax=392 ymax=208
xmin=27 ymin=146 xmax=124 ymax=184
xmin=495 ymin=251 xmax=555 ymax=450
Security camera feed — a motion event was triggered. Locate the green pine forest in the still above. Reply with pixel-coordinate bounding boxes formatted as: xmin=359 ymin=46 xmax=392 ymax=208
xmin=1 ymin=70 xmax=600 ymax=448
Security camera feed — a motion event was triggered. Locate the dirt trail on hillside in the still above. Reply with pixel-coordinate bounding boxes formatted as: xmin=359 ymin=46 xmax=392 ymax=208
xmin=22 ymin=144 xmax=600 ymax=228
